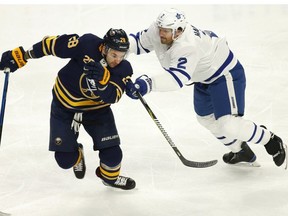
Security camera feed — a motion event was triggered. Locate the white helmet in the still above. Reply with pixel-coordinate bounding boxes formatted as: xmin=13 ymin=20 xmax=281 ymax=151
xmin=156 ymin=8 xmax=187 ymax=33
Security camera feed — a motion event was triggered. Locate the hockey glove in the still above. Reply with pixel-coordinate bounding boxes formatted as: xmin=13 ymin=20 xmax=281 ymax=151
xmin=126 ymin=75 xmax=152 ymax=99
xmin=83 ymin=61 xmax=110 ymax=86
xmin=0 ymin=46 xmax=27 ymax=72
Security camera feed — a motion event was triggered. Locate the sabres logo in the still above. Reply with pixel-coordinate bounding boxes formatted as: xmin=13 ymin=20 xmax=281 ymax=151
xmin=79 ymin=73 xmax=99 ymax=99
xmin=55 ymin=137 xmax=62 ymax=145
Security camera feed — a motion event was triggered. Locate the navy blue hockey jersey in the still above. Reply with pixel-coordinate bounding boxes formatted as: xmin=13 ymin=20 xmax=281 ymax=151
xmin=31 ymin=33 xmax=133 ymax=111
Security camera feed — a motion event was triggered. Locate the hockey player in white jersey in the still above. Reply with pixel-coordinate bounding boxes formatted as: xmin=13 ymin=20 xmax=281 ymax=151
xmin=126 ymin=8 xmax=287 ymax=167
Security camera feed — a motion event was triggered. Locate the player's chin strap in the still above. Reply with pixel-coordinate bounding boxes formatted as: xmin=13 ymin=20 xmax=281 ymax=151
xmin=71 ymin=112 xmax=83 ymax=134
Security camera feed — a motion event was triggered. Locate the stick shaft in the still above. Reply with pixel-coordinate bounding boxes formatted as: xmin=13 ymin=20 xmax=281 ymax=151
xmin=0 ymin=71 xmax=10 ymax=145
xmin=136 ymin=92 xmax=218 ymax=168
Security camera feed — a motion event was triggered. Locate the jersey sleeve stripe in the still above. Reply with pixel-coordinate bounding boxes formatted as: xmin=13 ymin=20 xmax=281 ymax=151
xmin=204 ymin=50 xmax=234 ymax=83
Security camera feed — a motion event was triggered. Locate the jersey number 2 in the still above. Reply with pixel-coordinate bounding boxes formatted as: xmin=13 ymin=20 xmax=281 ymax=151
xmin=177 ymin=57 xmax=187 ymax=69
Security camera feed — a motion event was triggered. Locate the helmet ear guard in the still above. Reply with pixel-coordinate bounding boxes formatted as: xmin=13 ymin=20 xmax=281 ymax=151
xmin=103 ymin=28 xmax=130 ymax=52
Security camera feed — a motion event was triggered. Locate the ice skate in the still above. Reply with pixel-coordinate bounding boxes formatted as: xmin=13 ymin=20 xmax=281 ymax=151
xmin=73 ymin=144 xmax=86 ymax=179
xmin=223 ymin=142 xmax=260 ymax=167
xmin=96 ymin=167 xmax=136 ymax=190
xmin=264 ymin=132 xmax=287 ymax=169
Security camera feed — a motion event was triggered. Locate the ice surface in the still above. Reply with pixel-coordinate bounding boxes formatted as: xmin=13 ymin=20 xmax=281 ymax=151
xmin=0 ymin=4 xmax=288 ymax=216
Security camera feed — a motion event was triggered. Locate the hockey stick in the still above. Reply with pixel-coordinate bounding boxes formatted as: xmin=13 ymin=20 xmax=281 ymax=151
xmin=0 ymin=68 xmax=10 ymax=146
xmin=136 ymin=92 xmax=218 ymax=168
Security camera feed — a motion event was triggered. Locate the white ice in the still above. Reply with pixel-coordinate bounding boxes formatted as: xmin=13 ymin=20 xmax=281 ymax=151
xmin=0 ymin=4 xmax=288 ymax=216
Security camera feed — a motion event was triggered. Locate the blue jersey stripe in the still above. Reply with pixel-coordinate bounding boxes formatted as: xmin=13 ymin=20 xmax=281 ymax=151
xmin=169 ymin=67 xmax=191 ymax=80
xmin=204 ymin=50 xmax=234 ymax=82
xmin=129 ymin=32 xmax=150 ymax=55
xmin=164 ymin=67 xmax=191 ymax=88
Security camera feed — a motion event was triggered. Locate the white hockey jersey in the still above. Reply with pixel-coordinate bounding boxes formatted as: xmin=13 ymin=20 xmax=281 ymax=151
xmin=128 ymin=22 xmax=238 ymax=91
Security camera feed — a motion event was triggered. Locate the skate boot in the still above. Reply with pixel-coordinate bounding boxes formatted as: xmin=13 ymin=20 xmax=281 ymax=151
xmin=264 ymin=132 xmax=287 ymax=167
xmin=223 ymin=142 xmax=257 ymax=165
xmin=260 ymin=125 xmax=287 ymax=168
xmin=96 ymin=167 xmax=136 ymax=190
xmin=73 ymin=144 xmax=86 ymax=179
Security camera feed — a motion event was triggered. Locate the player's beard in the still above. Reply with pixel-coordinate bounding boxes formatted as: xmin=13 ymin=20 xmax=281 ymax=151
xmin=160 ymin=37 xmax=168 ymax=44
xmin=160 ymin=37 xmax=173 ymax=45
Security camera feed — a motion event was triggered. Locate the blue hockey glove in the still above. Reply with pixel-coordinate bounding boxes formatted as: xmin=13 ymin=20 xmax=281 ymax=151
xmin=126 ymin=75 xmax=152 ymax=99
xmin=83 ymin=61 xmax=110 ymax=86
xmin=0 ymin=46 xmax=27 ymax=72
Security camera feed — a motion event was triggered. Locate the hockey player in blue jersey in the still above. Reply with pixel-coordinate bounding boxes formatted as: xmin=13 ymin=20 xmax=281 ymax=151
xmin=0 ymin=28 xmax=136 ymax=190
xmin=126 ymin=8 xmax=287 ymax=168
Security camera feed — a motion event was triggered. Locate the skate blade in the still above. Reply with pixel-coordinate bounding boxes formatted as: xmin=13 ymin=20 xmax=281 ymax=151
xmin=229 ymin=160 xmax=261 ymax=168
xmin=282 ymin=143 xmax=287 ymax=170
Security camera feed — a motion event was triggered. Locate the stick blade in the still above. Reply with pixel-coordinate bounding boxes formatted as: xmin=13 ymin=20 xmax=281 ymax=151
xmin=182 ymin=158 xmax=218 ymax=168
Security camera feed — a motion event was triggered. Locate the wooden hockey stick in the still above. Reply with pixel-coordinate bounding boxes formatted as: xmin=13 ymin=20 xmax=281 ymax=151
xmin=136 ymin=92 xmax=218 ymax=168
